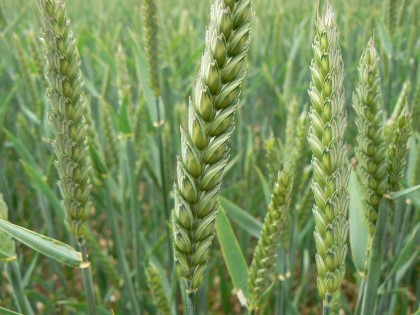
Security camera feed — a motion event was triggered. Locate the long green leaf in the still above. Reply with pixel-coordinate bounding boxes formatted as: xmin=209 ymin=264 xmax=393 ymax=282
xmin=361 ymin=200 xmax=389 ymax=315
xmin=220 ymin=196 xmax=262 ymax=238
xmin=378 ymin=224 xmax=419 ymax=292
xmin=216 ymin=206 xmax=249 ymax=304
xmin=388 ymin=184 xmax=420 ymax=200
xmin=349 ymin=172 xmax=369 ymax=274
xmin=0 ymin=219 xmax=81 ymax=268
xmin=0 ymin=307 xmax=22 ymax=315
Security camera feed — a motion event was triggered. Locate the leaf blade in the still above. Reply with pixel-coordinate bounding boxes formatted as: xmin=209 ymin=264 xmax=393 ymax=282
xmin=0 ymin=219 xmax=82 ymax=268
xmin=216 ymin=206 xmax=249 ymax=303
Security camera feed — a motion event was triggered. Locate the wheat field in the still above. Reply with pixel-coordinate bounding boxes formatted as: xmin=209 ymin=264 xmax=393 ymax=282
xmin=0 ymin=0 xmax=419 ymax=314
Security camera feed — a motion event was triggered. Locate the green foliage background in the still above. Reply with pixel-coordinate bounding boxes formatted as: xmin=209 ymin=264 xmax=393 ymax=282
xmin=0 ymin=0 xmax=418 ymax=314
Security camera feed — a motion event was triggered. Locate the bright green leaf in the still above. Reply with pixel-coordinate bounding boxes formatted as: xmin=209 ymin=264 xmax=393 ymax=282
xmin=349 ymin=172 xmax=369 ymax=275
xmin=0 ymin=307 xmax=22 ymax=315
xmin=220 ymin=196 xmax=262 ymax=238
xmin=216 ymin=206 xmax=249 ymax=304
xmin=0 ymin=219 xmax=82 ymax=268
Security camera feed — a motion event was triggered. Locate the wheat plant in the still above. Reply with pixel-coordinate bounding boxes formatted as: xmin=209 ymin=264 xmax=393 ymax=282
xmin=353 ymin=38 xmax=388 ymax=238
xmin=247 ymin=169 xmax=293 ymax=312
xmin=172 ymin=0 xmax=253 ymax=312
xmin=307 ymin=4 xmax=351 ymax=314
xmin=38 ymin=0 xmax=96 ymax=313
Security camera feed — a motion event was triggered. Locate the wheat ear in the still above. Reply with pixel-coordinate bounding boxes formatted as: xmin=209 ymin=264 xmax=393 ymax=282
xmin=172 ymin=0 xmax=253 ymax=301
xmin=307 ymin=4 xmax=350 ymax=313
xmin=38 ymin=1 xmax=96 ymax=313
xmin=143 ymin=0 xmax=161 ymax=97
xmin=387 ymin=104 xmax=411 ymax=194
xmin=39 ymin=0 xmax=92 ymax=238
xmin=247 ymin=169 xmax=293 ymax=311
xmin=146 ymin=263 xmax=172 ymax=315
xmin=353 ymin=38 xmax=388 ymax=237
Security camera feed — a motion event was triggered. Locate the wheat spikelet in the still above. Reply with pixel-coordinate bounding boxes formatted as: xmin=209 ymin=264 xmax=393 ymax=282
xmin=146 ymin=263 xmax=172 ymax=315
xmin=285 ymin=97 xmax=299 ymax=156
xmin=247 ymin=169 xmax=293 ymax=311
xmin=27 ymin=30 xmax=45 ymax=84
xmin=143 ymin=0 xmax=161 ymax=97
xmin=412 ymin=83 xmax=420 ymax=134
xmin=384 ymin=80 xmax=411 ymax=140
xmin=172 ymin=0 xmax=253 ymax=295
xmin=353 ymin=38 xmax=388 ymax=236
xmin=307 ymin=4 xmax=350 ymax=309
xmin=102 ymin=101 xmax=119 ymax=172
xmin=116 ymin=43 xmax=133 ymax=114
xmin=388 ymin=0 xmax=397 ymax=35
xmin=264 ymin=133 xmax=281 ymax=185
xmin=289 ymin=107 xmax=309 ymax=207
xmin=39 ymin=0 xmax=92 ymax=238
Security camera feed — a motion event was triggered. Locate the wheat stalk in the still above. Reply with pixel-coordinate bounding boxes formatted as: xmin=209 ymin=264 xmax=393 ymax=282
xmin=38 ymin=0 xmax=96 ymax=313
xmin=307 ymin=4 xmax=350 ymax=313
xmin=172 ymin=0 xmax=253 ymax=308
xmin=247 ymin=169 xmax=293 ymax=311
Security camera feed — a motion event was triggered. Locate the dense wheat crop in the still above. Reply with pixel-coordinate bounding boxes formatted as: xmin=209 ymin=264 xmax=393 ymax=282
xmin=0 ymin=0 xmax=418 ymax=314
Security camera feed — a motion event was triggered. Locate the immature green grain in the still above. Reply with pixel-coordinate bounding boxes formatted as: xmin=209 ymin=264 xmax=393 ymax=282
xmin=284 ymin=97 xmax=299 ymax=156
xmin=28 ymin=30 xmax=45 ymax=83
xmin=116 ymin=43 xmax=133 ymax=113
xmin=387 ymin=104 xmax=411 ymax=194
xmin=388 ymin=0 xmax=397 ymax=36
xmin=353 ymin=38 xmax=388 ymax=236
xmin=413 ymin=83 xmax=420 ymax=134
xmin=163 ymin=123 xmax=173 ymax=183
xmin=307 ymin=4 xmax=350 ymax=312
xmin=134 ymin=102 xmax=148 ymax=160
xmin=247 ymin=170 xmax=293 ymax=311
xmin=143 ymin=0 xmax=161 ymax=97
xmin=172 ymin=0 xmax=253 ymax=298
xmin=146 ymin=263 xmax=172 ymax=315
xmin=0 ymin=0 xmax=6 ymax=29
xmin=39 ymin=0 xmax=92 ymax=238
xmin=289 ymin=107 xmax=309 ymax=207
xmin=102 ymin=101 xmax=119 ymax=172
xmin=384 ymin=80 xmax=411 ymax=140
xmin=38 ymin=5 xmax=98 ymax=310
xmin=264 ymin=133 xmax=281 ymax=185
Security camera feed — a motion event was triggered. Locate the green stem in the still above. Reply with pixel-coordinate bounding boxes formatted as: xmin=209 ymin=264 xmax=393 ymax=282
xmin=361 ymin=199 xmax=389 ymax=315
xmin=126 ymin=139 xmax=142 ymax=292
xmin=186 ymin=291 xmax=195 ymax=315
xmin=104 ymin=179 xmax=141 ymax=314
xmin=78 ymin=238 xmax=97 ymax=315
xmin=155 ymin=97 xmax=173 ymax=268
xmin=323 ymin=293 xmax=332 ymax=315
xmin=6 ymin=260 xmax=34 ymax=315
xmin=354 ymin=278 xmax=366 ymax=315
